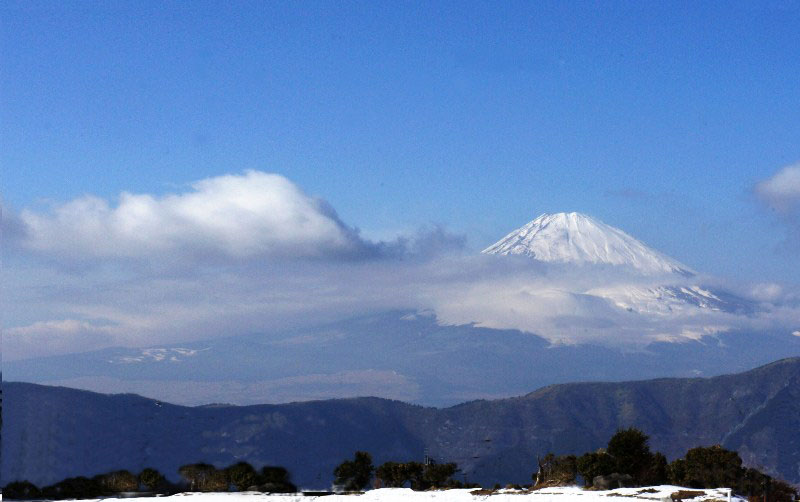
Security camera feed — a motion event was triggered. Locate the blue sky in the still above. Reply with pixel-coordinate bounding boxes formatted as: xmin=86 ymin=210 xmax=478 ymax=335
xmin=2 ymin=0 xmax=800 ymax=283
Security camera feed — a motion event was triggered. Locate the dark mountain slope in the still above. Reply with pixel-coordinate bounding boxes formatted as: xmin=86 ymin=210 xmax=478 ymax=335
xmin=3 ymin=358 xmax=799 ymax=488
xmin=2 ymin=385 xmax=426 ymax=488
xmin=416 ymin=358 xmax=800 ymax=484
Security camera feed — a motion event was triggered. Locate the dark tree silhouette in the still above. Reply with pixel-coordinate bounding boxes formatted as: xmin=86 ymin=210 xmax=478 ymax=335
xmin=138 ymin=467 xmax=167 ymax=492
xmin=178 ymin=463 xmax=227 ymax=492
xmin=259 ymin=465 xmax=297 ymax=493
xmin=422 ymin=461 xmax=459 ymax=488
xmin=678 ymin=445 xmax=743 ymax=489
xmin=376 ymin=461 xmax=409 ymax=487
xmin=41 ymin=476 xmax=103 ymax=500
xmin=607 ymin=428 xmax=653 ymax=480
xmin=95 ymin=470 xmax=138 ymax=493
xmin=3 ymin=481 xmax=41 ymax=500
xmin=334 ymin=451 xmax=374 ymax=491
xmin=577 ymin=451 xmax=616 ymax=486
xmin=225 ymin=462 xmax=257 ymax=491
xmin=534 ymin=453 xmax=577 ymax=487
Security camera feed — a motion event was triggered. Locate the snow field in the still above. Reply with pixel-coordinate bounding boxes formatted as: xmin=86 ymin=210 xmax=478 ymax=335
xmin=77 ymin=486 xmax=740 ymax=502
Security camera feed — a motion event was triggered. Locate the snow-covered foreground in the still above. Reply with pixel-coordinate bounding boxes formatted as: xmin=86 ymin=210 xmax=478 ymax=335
xmin=76 ymin=486 xmax=741 ymax=502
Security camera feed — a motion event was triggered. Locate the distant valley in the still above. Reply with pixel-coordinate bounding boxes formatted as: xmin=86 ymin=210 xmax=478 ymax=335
xmin=5 ymin=309 xmax=800 ymax=407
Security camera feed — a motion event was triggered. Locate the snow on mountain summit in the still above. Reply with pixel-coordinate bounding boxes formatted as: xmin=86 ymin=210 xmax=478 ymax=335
xmin=483 ymin=212 xmax=694 ymax=276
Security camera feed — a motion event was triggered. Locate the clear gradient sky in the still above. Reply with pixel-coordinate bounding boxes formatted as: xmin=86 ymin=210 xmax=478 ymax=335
xmin=2 ymin=1 xmax=800 ymax=282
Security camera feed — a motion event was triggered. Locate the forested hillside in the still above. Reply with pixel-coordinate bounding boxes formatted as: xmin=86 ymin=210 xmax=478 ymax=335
xmin=3 ymin=358 xmax=798 ymax=488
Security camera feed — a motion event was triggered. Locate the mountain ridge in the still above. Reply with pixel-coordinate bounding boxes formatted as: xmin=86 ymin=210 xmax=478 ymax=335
xmin=4 ymin=357 xmax=799 ymax=488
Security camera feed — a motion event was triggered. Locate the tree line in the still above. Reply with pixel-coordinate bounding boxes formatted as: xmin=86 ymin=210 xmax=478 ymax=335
xmin=330 ymin=429 xmax=798 ymax=502
xmin=535 ymin=428 xmax=797 ymax=502
xmin=334 ymin=451 xmax=461 ymax=491
xmin=2 ymin=462 xmax=296 ymax=500
xmin=336 ymin=429 xmax=797 ymax=501
xmin=3 ymin=428 xmax=797 ymax=500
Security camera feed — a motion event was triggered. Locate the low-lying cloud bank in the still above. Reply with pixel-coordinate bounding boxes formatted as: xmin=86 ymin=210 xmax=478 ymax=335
xmin=3 ymin=170 xmax=799 ymax=361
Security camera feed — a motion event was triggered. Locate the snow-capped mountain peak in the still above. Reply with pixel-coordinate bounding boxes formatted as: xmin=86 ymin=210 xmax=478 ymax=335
xmin=483 ymin=212 xmax=693 ymax=276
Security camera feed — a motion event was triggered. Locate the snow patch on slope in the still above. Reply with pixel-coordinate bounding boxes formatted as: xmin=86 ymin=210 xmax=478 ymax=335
xmin=587 ymin=285 xmax=731 ymax=315
xmin=111 ymin=347 xmax=210 ymax=363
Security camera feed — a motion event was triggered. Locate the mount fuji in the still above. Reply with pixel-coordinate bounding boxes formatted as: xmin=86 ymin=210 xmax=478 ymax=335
xmin=478 ymin=212 xmax=754 ymax=318
xmin=483 ymin=212 xmax=694 ymax=276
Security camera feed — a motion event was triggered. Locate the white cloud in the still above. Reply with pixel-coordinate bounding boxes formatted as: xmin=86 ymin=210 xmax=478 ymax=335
xmin=4 ymin=319 xmax=116 ymax=361
xmin=424 ymin=263 xmax=756 ymax=346
xmin=4 ymin=171 xmax=799 ymax=362
xmin=2 ymin=170 xmax=469 ymax=361
xmin=17 ymin=170 xmax=370 ymax=262
xmin=755 ymin=164 xmax=800 ymax=213
xmin=749 ymin=282 xmax=784 ymax=302
xmin=4 ymin=247 xmax=799 ymax=360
